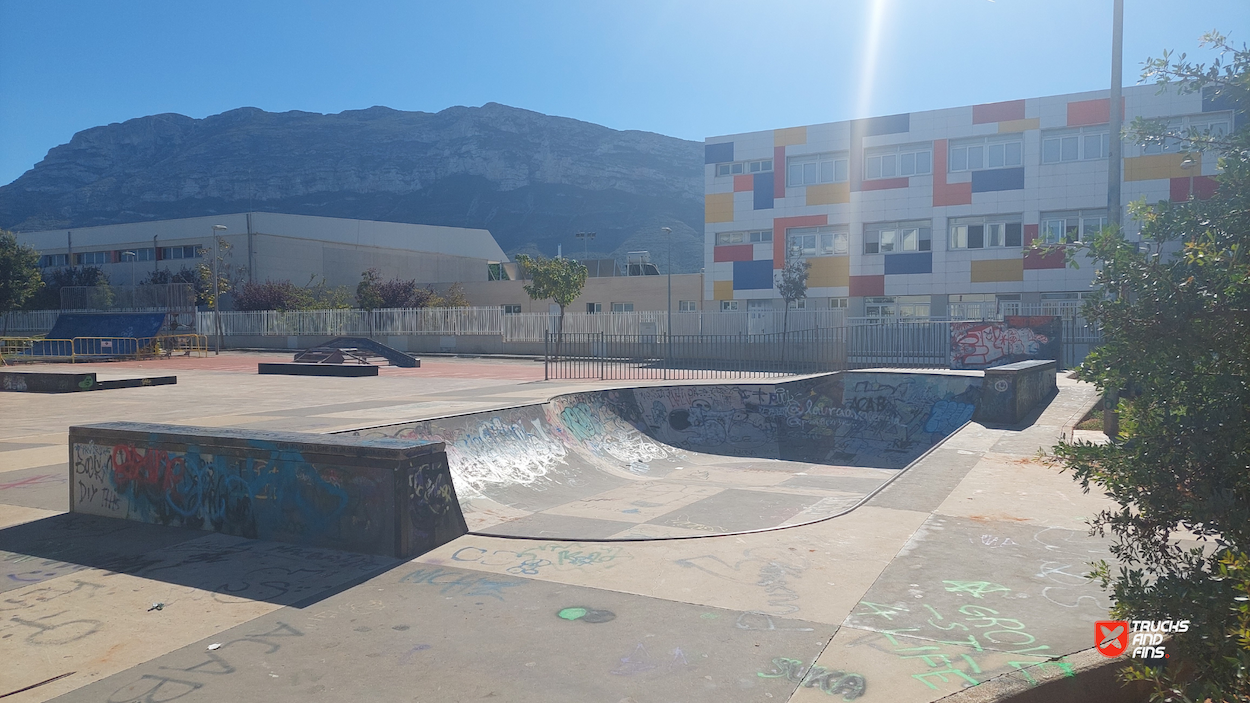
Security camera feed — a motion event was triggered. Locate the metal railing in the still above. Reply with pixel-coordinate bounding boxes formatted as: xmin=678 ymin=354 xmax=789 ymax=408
xmin=0 ymin=334 xmax=208 ymax=363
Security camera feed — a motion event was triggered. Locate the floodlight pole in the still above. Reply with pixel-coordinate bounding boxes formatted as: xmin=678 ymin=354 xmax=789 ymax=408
xmin=663 ymin=226 xmax=672 ymax=379
xmin=1103 ymin=0 xmax=1123 ymax=438
xmin=212 ymin=224 xmax=227 ymax=355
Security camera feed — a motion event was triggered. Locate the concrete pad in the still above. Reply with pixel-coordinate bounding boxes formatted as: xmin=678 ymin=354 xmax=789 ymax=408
xmin=0 ymin=534 xmax=395 ymax=702
xmin=50 ymin=564 xmax=833 ymax=703
xmin=868 ymin=448 xmax=984 ymax=513
xmin=542 ymin=482 xmax=725 ymax=524
xmin=0 ymin=465 xmax=68 ymax=511
xmin=420 ymin=505 xmax=932 ymax=626
xmin=935 ymin=453 xmax=1115 ymax=528
xmin=0 ymin=505 xmax=61 ymax=531
xmin=0 ymin=446 xmax=68 ymax=474
xmin=844 ymin=515 xmax=1111 ymax=657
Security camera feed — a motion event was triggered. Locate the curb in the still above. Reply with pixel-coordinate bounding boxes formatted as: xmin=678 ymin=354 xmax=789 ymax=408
xmin=934 ymin=647 xmax=1149 ymax=703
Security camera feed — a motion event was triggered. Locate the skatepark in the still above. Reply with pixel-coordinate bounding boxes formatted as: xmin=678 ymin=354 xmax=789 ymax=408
xmin=0 ymin=352 xmax=1127 ymax=702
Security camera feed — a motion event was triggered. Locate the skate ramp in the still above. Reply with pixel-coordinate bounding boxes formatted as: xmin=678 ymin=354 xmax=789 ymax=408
xmin=341 ymin=370 xmax=982 ymax=540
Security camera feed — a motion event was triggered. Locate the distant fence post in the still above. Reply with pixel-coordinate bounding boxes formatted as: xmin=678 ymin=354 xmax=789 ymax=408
xmin=544 ymin=331 xmax=549 ymax=381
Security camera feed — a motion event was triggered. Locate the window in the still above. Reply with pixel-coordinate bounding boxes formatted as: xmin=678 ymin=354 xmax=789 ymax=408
xmin=117 ymin=248 xmax=156 ymax=262
xmin=1040 ymin=210 xmax=1107 ymax=244
xmin=865 ymin=297 xmax=895 ymax=319
xmin=864 ymin=220 xmax=931 ymax=254
xmin=585 ymin=303 xmax=601 ymax=314
xmin=611 ymin=302 xmax=633 ymax=312
xmin=949 ymin=215 xmax=1024 ymax=249
xmin=787 ymin=299 xmax=807 ymax=310
xmin=678 ymin=300 xmax=697 ymax=312
xmin=747 ymin=300 xmax=771 ymax=311
xmin=787 ymin=152 xmax=849 ymax=187
xmin=787 ymin=226 xmax=848 ymax=258
xmin=864 ymin=144 xmax=932 ymax=179
xmin=949 ymin=135 xmax=1023 ymax=172
xmin=716 ymin=158 xmax=773 ymax=177
xmin=829 ymin=297 xmax=848 ymax=309
xmin=716 ymin=230 xmax=772 ymax=245
xmin=39 ymin=254 xmax=69 ymax=268
xmin=160 ymin=245 xmax=200 ymax=260
xmin=865 ymin=296 xmax=930 ymax=319
xmin=502 ymin=304 xmax=522 ymax=314
xmin=1141 ymin=113 xmax=1231 ymax=154
xmin=1042 ymin=127 xmax=1110 ymax=163
xmin=73 ymin=251 xmax=109 ymax=266
xmin=720 ymin=300 xmax=740 ymax=312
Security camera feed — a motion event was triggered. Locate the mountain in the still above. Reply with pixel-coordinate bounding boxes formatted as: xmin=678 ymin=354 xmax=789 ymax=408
xmin=0 ymin=103 xmax=706 ymax=272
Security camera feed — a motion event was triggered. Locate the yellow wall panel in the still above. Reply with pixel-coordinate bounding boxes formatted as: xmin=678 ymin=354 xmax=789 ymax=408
xmin=713 ymin=280 xmax=734 ymax=300
xmin=705 ymin=193 xmax=734 ymax=223
xmin=806 ymin=183 xmax=850 ymax=206
xmin=1124 ymin=153 xmax=1202 ymax=182
xmin=997 ymin=118 xmax=1040 ymax=133
xmin=808 ymin=256 xmax=850 ymax=287
xmin=774 ymin=127 xmax=807 ymax=147
xmin=970 ymin=259 xmax=1024 ymax=283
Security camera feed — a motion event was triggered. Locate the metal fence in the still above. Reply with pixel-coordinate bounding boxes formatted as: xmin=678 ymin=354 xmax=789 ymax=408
xmin=1 ymin=310 xmax=61 ymax=335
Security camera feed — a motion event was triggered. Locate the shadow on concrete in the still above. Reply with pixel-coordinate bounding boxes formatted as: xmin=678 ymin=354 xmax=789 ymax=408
xmin=0 ymin=512 xmax=401 ymax=607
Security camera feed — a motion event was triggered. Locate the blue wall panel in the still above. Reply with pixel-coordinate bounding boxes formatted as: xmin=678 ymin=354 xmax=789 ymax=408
xmin=971 ymin=167 xmax=1025 ymax=193
xmin=732 ymin=260 xmax=774 ymax=290
xmin=853 ymin=113 xmax=910 ymax=137
xmin=753 ymin=172 xmax=774 ymax=210
xmin=884 ymin=252 xmax=933 ymax=275
xmin=705 ymin=142 xmax=734 ymax=164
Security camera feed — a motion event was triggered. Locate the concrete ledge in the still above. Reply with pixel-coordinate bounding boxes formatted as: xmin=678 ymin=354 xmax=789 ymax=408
xmin=1 ymin=371 xmax=177 ymax=393
xmin=258 ymin=362 xmax=379 ymax=377
xmin=976 ymin=360 xmax=1058 ymax=425
xmin=68 ymin=422 xmax=466 ymax=558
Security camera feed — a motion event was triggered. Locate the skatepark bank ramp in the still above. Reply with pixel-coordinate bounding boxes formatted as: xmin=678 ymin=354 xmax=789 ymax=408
xmin=342 ymin=370 xmax=984 ymax=540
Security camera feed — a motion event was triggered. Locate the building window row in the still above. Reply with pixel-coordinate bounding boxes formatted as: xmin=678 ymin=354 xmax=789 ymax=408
xmin=949 ymin=216 xmax=1024 ymax=249
xmin=787 ymin=226 xmax=848 ymax=258
xmin=161 ymin=245 xmax=201 ymax=260
xmin=864 ymin=221 xmax=931 ymax=254
xmin=715 ymin=230 xmax=772 ymax=245
xmin=864 ymin=144 xmax=932 ymax=179
xmin=949 ymin=135 xmax=1024 ymax=172
xmin=1042 ymin=127 xmax=1110 ymax=163
xmin=715 ymin=158 xmax=773 ymax=177
xmin=1039 ymin=210 xmax=1108 ymax=244
xmin=787 ymin=152 xmax=849 ymax=187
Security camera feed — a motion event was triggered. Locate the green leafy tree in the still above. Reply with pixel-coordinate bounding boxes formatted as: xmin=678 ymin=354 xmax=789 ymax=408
xmin=775 ymin=257 xmax=810 ymax=334
xmin=356 ymin=268 xmax=385 ymax=312
xmin=515 ymin=254 xmax=587 ymax=347
xmin=428 ymin=282 xmax=469 ymax=308
xmin=1052 ymin=31 xmax=1250 ymax=701
xmin=25 ymin=265 xmax=109 ymax=310
xmin=0 ymin=230 xmax=43 ymax=335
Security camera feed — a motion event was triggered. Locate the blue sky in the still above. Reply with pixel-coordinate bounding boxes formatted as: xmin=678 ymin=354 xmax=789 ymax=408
xmin=1 ymin=0 xmax=1246 ymax=186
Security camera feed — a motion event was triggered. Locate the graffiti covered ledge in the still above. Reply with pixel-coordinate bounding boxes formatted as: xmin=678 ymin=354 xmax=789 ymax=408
xmin=68 ymin=422 xmax=466 ymax=559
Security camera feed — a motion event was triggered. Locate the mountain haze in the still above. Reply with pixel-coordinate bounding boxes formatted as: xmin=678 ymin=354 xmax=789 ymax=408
xmin=0 ymin=103 xmax=706 ymax=272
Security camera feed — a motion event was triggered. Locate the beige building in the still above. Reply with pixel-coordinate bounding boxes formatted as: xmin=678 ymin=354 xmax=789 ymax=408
xmin=454 ymin=273 xmax=705 ymax=315
xmin=19 ymin=212 xmax=507 ymax=289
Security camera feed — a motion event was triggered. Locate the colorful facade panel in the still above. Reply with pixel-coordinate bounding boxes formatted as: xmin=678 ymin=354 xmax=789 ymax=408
xmin=970 ymin=167 xmax=1025 ymax=193
xmin=1023 ymin=248 xmax=1065 ymax=270
xmin=970 ymin=259 xmax=1025 ymax=283
xmin=733 ymin=174 xmax=753 ymax=192
xmin=1066 ymin=97 xmax=1123 ymax=127
xmin=713 ymin=244 xmax=753 ymax=263
xmin=753 ymin=172 xmax=774 ymax=210
xmin=848 ymin=275 xmax=885 ymax=297
xmin=884 ymin=252 xmax=933 ymax=275
xmin=705 ymin=142 xmax=734 ymax=164
xmin=705 ymin=193 xmax=734 ymax=223
xmin=732 ymin=260 xmax=774 ymax=290
xmin=932 ymin=139 xmax=973 ymax=206
xmin=774 ymin=127 xmax=807 ymax=147
xmin=997 ymin=118 xmax=1040 ymax=133
xmin=1125 ymin=153 xmax=1201 ymax=181
xmin=972 ymin=99 xmax=1026 ymax=124
xmin=808 ymin=256 xmax=850 ymax=288
xmin=713 ymin=280 xmax=733 ymax=301
xmin=860 ymin=177 xmax=910 ymax=192
xmin=806 ymin=183 xmax=851 ymax=206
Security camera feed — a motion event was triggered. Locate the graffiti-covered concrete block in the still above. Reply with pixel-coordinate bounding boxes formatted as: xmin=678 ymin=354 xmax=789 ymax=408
xmin=976 ymin=360 xmax=1058 ymax=425
xmin=68 ymin=422 xmax=464 ymax=559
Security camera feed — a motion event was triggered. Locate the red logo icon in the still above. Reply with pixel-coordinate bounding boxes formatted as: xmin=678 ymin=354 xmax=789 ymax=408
xmin=1096 ymin=620 xmax=1129 ymax=657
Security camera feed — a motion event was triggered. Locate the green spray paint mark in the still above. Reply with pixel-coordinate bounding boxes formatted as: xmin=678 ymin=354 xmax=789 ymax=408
xmin=558 ymin=607 xmax=588 ymax=621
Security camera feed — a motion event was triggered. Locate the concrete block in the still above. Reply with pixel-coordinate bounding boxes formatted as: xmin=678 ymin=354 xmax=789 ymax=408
xmin=258 ymin=363 xmax=379 ymax=376
xmin=68 ymin=422 xmax=465 ymax=558
xmin=976 ymin=359 xmax=1058 ymax=425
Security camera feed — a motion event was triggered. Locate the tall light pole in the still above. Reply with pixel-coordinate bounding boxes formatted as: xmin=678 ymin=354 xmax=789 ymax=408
xmin=663 ymin=226 xmax=672 ymax=378
xmin=212 ymin=224 xmax=227 ymax=355
xmin=1104 ymin=0 xmax=1124 ymax=438
xmin=122 ymin=251 xmax=136 ymax=287
xmin=575 ymin=231 xmax=595 ymax=260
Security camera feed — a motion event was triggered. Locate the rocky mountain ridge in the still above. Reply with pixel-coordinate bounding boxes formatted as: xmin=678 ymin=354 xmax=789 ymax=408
xmin=0 ymin=103 xmax=706 ymax=271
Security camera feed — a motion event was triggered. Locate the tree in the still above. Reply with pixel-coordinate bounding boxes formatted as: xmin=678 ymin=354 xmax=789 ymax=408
xmin=25 ymin=265 xmax=109 ymax=310
xmin=235 ymin=280 xmax=309 ymax=312
xmin=0 ymin=230 xmax=43 ymax=335
xmin=428 ymin=282 xmax=469 ymax=308
xmin=514 ymin=254 xmax=587 ymax=347
xmin=1052 ymin=31 xmax=1250 ymax=701
xmin=775 ymin=257 xmax=811 ymax=335
xmin=195 ymin=236 xmax=245 ymax=308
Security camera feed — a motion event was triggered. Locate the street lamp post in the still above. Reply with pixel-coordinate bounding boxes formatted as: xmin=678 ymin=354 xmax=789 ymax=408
xmin=662 ymin=226 xmax=672 ymax=379
xmin=122 ymin=251 xmax=136 ymax=287
xmin=574 ymin=231 xmax=595 ymax=260
xmin=212 ymin=224 xmax=227 ymax=355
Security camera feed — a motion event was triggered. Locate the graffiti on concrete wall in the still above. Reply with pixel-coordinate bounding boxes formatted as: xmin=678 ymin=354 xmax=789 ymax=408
xmin=951 ymin=316 xmax=1061 ymax=370
xmin=72 ymin=439 xmax=399 ymax=553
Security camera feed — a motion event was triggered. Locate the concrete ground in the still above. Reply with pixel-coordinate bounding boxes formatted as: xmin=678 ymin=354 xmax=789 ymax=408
xmin=0 ymin=352 xmax=1115 ymax=702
